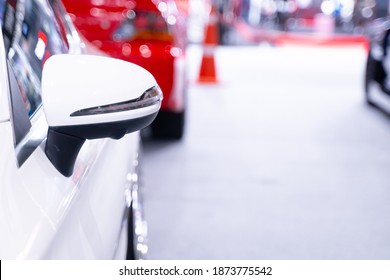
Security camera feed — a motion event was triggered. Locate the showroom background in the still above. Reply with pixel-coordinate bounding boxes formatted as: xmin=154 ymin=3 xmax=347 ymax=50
xmin=141 ymin=0 xmax=390 ymax=259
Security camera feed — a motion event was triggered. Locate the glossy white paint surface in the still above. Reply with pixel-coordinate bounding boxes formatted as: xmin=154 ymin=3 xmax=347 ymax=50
xmin=39 ymin=134 xmax=139 ymax=259
xmin=0 ymin=3 xmax=157 ymax=258
xmin=42 ymin=54 xmax=159 ymax=126
xmin=0 ymin=122 xmax=45 ymax=259
xmin=0 ymin=115 xmax=139 ymax=258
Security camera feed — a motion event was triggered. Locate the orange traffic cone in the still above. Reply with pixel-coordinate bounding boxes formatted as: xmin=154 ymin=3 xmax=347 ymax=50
xmin=197 ymin=4 xmax=219 ymax=83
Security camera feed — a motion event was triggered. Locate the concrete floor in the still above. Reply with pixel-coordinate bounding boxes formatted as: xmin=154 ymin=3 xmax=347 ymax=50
xmin=142 ymin=44 xmax=390 ymax=259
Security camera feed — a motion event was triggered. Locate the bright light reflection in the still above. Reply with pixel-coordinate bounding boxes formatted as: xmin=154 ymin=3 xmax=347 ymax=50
xmin=126 ymin=10 xmax=136 ymax=19
xmin=139 ymin=45 xmax=151 ymax=58
xmin=297 ymin=0 xmax=312 ymax=9
xmin=158 ymin=2 xmax=168 ymax=13
xmin=90 ymin=7 xmax=100 ymax=17
xmin=362 ymin=7 xmax=373 ymax=19
xmin=122 ymin=43 xmax=131 ymax=56
xmin=321 ymin=0 xmax=335 ymax=15
xmin=167 ymin=15 xmax=176 ymax=25
xmin=91 ymin=0 xmax=104 ymax=5
xmin=170 ymin=47 xmax=181 ymax=57
xmin=34 ymin=38 xmax=46 ymax=59
xmin=137 ymin=244 xmax=148 ymax=254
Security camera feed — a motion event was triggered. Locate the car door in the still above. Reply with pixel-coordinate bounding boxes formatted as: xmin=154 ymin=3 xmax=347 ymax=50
xmin=0 ymin=0 xmax=138 ymax=259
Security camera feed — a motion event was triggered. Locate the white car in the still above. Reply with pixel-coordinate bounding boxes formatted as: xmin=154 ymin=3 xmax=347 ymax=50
xmin=0 ymin=0 xmax=162 ymax=259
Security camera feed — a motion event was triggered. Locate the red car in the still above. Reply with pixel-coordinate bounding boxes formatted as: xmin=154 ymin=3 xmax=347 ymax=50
xmin=63 ymin=0 xmax=188 ymax=139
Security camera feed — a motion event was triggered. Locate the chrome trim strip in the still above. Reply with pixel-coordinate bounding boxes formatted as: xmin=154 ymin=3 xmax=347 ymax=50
xmin=113 ymin=143 xmax=148 ymax=260
xmin=15 ymin=108 xmax=48 ymax=166
xmin=70 ymin=86 xmax=163 ymax=117
xmin=131 ymin=152 xmax=148 ymax=259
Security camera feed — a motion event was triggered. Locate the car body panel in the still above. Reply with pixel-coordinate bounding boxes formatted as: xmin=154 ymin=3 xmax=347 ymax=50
xmin=40 ymin=134 xmax=140 ymax=259
xmin=0 ymin=0 xmax=153 ymax=259
xmin=1 ymin=114 xmax=139 ymax=258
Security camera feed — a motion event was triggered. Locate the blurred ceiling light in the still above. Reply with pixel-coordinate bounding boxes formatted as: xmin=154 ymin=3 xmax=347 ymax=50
xmin=167 ymin=15 xmax=176 ymax=25
xmin=362 ymin=7 xmax=373 ymax=19
xmin=321 ymin=0 xmax=335 ymax=16
xmin=340 ymin=0 xmax=354 ymax=18
xmin=158 ymin=2 xmax=168 ymax=13
xmin=297 ymin=0 xmax=312 ymax=9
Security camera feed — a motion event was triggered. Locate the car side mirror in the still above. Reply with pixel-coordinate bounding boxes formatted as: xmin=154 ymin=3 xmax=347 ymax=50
xmin=41 ymin=54 xmax=162 ymax=177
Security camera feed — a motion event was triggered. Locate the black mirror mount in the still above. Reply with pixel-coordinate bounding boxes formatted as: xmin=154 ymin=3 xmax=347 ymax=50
xmin=45 ymin=128 xmax=85 ymax=177
xmin=45 ymin=112 xmax=158 ymax=177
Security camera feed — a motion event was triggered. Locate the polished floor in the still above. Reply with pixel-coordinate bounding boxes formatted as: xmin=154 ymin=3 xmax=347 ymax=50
xmin=142 ymin=43 xmax=390 ymax=259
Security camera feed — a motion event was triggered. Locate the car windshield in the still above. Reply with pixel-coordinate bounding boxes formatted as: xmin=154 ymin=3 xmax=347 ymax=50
xmin=113 ymin=10 xmax=172 ymax=42
xmin=0 ymin=0 xmax=69 ymax=117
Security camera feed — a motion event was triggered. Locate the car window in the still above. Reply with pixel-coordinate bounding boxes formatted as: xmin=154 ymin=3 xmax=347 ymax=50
xmin=113 ymin=10 xmax=172 ymax=42
xmin=0 ymin=0 xmax=4 ymax=23
xmin=1 ymin=0 xmax=69 ymax=117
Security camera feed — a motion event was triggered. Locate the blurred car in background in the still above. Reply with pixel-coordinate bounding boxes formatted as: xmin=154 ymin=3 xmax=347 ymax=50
xmin=63 ymin=0 xmax=188 ymax=139
xmin=0 ymin=0 xmax=162 ymax=259
xmin=364 ymin=17 xmax=390 ymax=109
xmin=214 ymin=0 xmax=241 ymax=44
xmin=235 ymin=0 xmax=382 ymax=34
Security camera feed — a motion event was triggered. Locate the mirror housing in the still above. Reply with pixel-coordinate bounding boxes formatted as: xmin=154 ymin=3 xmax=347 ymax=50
xmin=42 ymin=54 xmax=162 ymax=177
